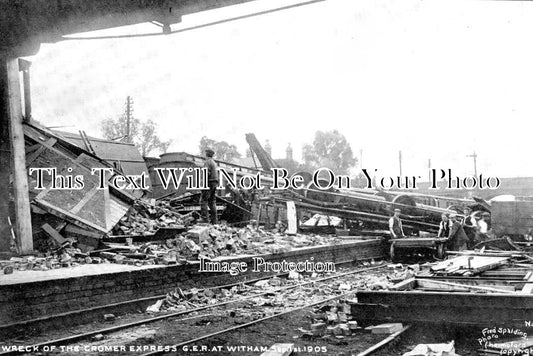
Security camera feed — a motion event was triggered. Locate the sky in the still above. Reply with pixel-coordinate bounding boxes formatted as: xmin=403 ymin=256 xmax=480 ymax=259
xmin=25 ymin=0 xmax=533 ymax=179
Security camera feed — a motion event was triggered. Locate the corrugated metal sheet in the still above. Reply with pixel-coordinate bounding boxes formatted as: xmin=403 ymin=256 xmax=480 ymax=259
xmin=54 ymin=131 xmax=144 ymax=162
xmin=53 ymin=130 xmax=150 ymax=182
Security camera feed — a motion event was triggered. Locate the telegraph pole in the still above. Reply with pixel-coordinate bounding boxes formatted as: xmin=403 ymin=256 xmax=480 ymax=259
xmin=467 ymin=151 xmax=478 ymax=176
xmin=125 ymin=96 xmax=133 ymax=143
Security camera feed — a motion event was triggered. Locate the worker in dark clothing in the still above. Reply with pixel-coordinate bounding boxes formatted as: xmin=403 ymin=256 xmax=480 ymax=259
xmin=437 ymin=213 xmax=450 ymax=238
xmin=389 ymin=208 xmax=405 ymax=239
xmin=462 ymin=207 xmax=477 ymax=248
xmin=200 ymin=148 xmax=218 ymax=224
xmin=448 ymin=214 xmax=468 ymax=251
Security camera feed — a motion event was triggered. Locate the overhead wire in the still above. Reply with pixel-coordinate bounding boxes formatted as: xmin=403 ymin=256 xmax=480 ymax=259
xmin=60 ymin=0 xmax=325 ymax=41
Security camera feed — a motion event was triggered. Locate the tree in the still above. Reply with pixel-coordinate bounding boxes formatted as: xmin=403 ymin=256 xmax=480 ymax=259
xmin=199 ymin=136 xmax=241 ymax=162
xmin=275 ymin=158 xmax=302 ymax=175
xmin=302 ymin=130 xmax=357 ymax=174
xmin=101 ymin=98 xmax=172 ymax=157
xmin=101 ymin=115 xmax=140 ymax=143
xmin=137 ymin=119 xmax=172 ymax=157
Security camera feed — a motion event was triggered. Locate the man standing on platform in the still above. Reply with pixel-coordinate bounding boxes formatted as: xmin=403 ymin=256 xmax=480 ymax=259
xmin=475 ymin=212 xmax=491 ymax=244
xmin=200 ymin=148 xmax=218 ymax=224
xmin=437 ymin=213 xmax=451 ymax=238
xmin=448 ymin=214 xmax=469 ymax=251
xmin=462 ymin=207 xmax=477 ymax=248
xmin=389 ymin=208 xmax=405 ymax=239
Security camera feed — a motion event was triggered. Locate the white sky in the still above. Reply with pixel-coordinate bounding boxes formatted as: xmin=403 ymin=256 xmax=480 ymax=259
xmin=26 ymin=0 xmax=533 ymax=179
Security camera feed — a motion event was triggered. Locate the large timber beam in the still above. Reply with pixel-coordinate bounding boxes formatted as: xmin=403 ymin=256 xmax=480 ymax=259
xmin=0 ymin=61 xmax=12 ymax=254
xmin=0 ymin=57 xmax=33 ymax=254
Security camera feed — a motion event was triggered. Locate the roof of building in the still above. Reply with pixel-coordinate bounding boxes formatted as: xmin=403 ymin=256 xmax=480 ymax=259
xmin=53 ymin=130 xmax=144 ymax=163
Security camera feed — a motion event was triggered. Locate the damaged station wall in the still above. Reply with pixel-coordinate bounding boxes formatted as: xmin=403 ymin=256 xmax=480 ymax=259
xmin=23 ymin=122 xmax=145 ymax=253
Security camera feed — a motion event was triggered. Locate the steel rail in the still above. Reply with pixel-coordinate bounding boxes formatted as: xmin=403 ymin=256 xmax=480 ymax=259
xmin=0 ymin=268 xmax=292 ymax=333
xmin=0 ymin=263 xmax=386 ymax=356
xmin=0 ymin=257 xmax=369 ymax=333
xmin=139 ymin=268 xmax=386 ymax=356
xmin=355 ymin=325 xmax=411 ymax=356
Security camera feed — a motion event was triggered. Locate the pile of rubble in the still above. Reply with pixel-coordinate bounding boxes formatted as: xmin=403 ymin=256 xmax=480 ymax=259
xmin=1 ymin=246 xmax=95 ymax=274
xmin=113 ymin=200 xmax=193 ymax=235
xmin=120 ymin=224 xmax=339 ymax=265
xmin=170 ymin=224 xmax=339 ymax=260
xmin=145 ymin=270 xmax=347 ymax=316
xmin=147 ymin=283 xmax=256 ymax=314
xmin=305 ymin=301 xmax=358 ymax=337
xmin=3 ymin=221 xmax=341 ymax=274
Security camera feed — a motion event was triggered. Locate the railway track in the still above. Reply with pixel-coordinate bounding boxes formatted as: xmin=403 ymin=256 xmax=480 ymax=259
xmin=139 ymin=284 xmax=378 ymax=356
xmin=0 ymin=269 xmax=298 ymax=337
xmin=0 ymin=262 xmax=389 ymax=356
xmin=0 ymin=258 xmax=368 ymax=338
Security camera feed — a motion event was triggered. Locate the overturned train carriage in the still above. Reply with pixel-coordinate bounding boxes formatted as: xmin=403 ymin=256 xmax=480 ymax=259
xmin=259 ymin=179 xmax=460 ymax=235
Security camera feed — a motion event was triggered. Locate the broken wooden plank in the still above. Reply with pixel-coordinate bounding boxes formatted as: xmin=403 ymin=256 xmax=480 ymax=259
xmin=481 ymin=269 xmax=530 ymax=279
xmin=417 ymin=279 xmax=515 ymax=294
xmin=63 ymin=224 xmax=102 ymax=252
xmin=286 ymin=201 xmax=297 ymax=235
xmin=521 ymin=274 xmax=533 ymax=294
xmin=41 ymin=223 xmax=66 ymax=245
xmin=103 ymin=243 xmax=138 ymax=251
xmin=34 ymin=199 xmax=107 ymax=233
xmin=70 ymin=186 xmax=99 ymax=215
xmin=448 ymin=250 xmax=533 ymax=258
xmin=153 ymin=226 xmax=187 ymax=240
xmin=356 ymin=326 xmax=410 ymax=356
xmin=25 ymin=143 xmax=41 ymax=154
xmin=25 ymin=138 xmax=56 ymax=166
xmin=431 ymin=255 xmax=510 ymax=276
xmin=64 ymin=224 xmax=102 ymax=239
xmin=367 ymin=323 xmax=404 ymax=334
xmin=417 ymin=278 xmax=516 ymax=293
xmin=79 ymin=130 xmax=96 ymax=155
xmin=389 ymin=277 xmax=416 ymax=291
xmin=5 ymin=57 xmax=33 ymax=253
xmin=30 ymin=205 xmax=47 ymax=214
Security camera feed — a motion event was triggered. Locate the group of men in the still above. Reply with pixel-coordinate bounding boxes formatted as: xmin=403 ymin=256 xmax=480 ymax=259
xmin=388 ymin=207 xmax=491 ymax=251
xmin=436 ymin=208 xmax=491 ymax=250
